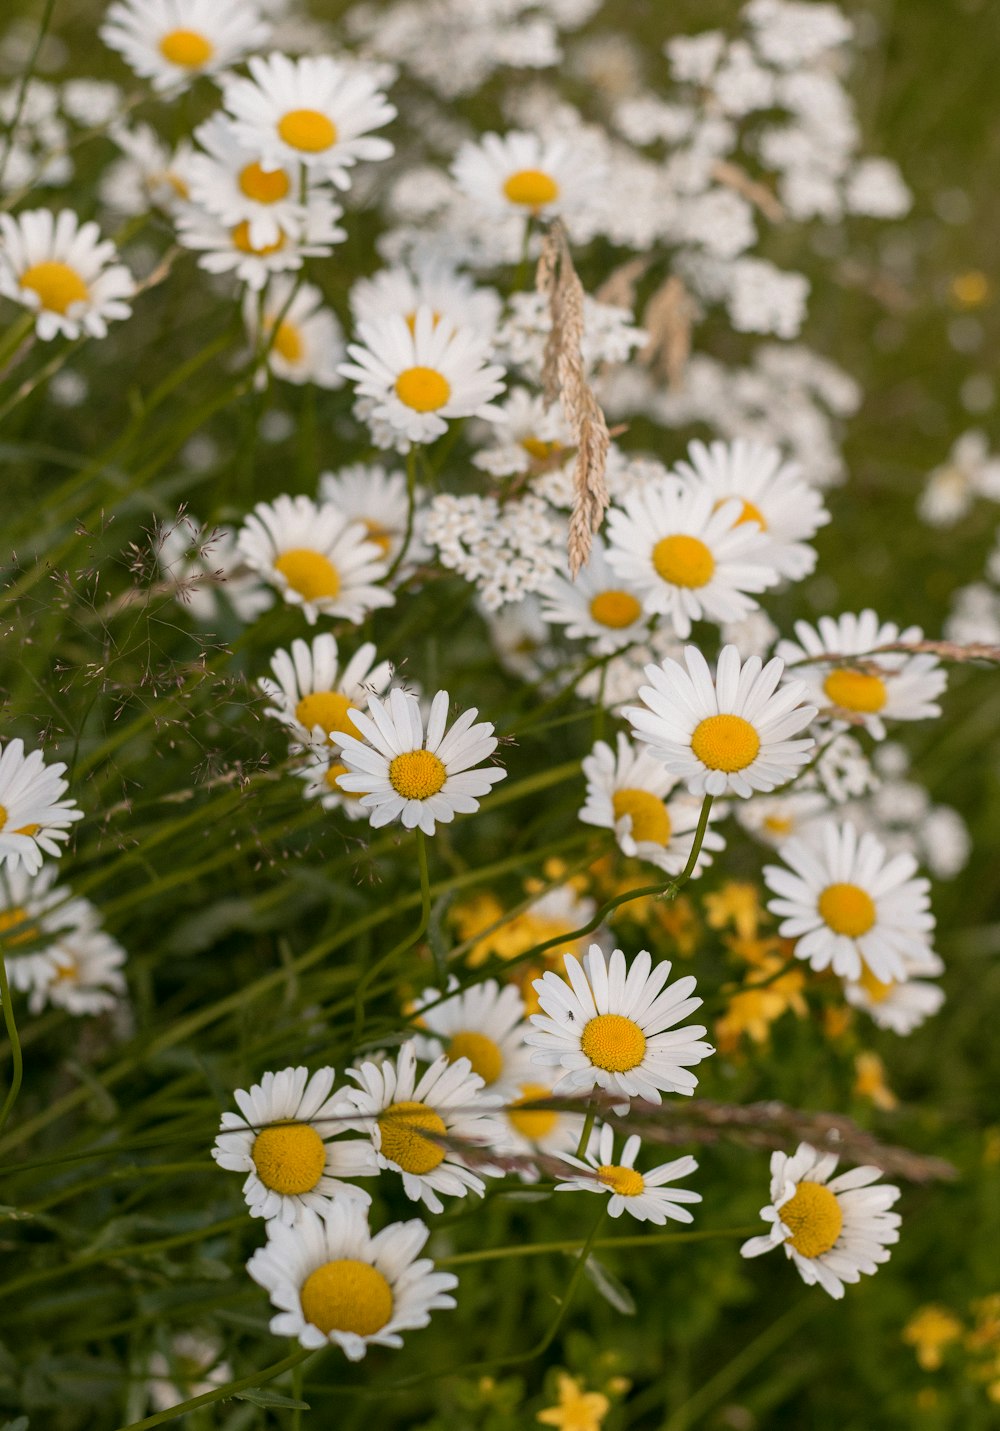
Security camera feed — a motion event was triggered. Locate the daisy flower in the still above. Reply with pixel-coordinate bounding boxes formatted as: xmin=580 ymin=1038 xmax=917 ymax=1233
xmin=604 ymin=477 xmax=780 ymax=638
xmin=146 ymin=1332 xmax=231 ymax=1414
xmin=20 ymin=928 xmax=127 ymax=1016
xmin=100 ymin=122 xmax=196 ymax=217
xmin=100 ymin=0 xmax=270 ymax=93
xmin=763 ymin=820 xmax=937 ymax=983
xmin=472 ymin=386 xmax=573 ymax=479
xmin=337 ymin=688 xmax=506 ymax=836
xmin=555 ymin=1124 xmax=702 ymax=1225
xmin=843 ymin=946 xmax=945 ymax=1035
xmin=673 ymin=438 xmax=830 ymax=581
xmin=221 ymin=53 xmax=395 ymax=188
xmin=623 ymin=645 xmax=817 ymax=800
xmin=319 ymin=463 xmax=429 ymax=569
xmin=259 ymin=634 xmax=392 ymax=753
xmin=0 ymin=209 xmax=133 ymax=341
xmin=175 ymin=191 xmax=345 ymax=291
xmin=541 ymin=539 xmax=651 ymax=655
xmin=775 ymin=610 xmax=948 ymax=740
xmin=350 ymin=260 xmax=502 ymax=342
xmin=579 ymin=733 xmax=726 ymax=877
xmin=332 ymin=1041 xmax=505 ymax=1214
xmin=411 ymin=977 xmax=532 ymax=1099
xmin=247 ymin=1199 xmax=457 ymax=1359
xmin=187 ymin=114 xmax=308 ymax=250
xmin=499 ymin=1079 xmax=584 ymax=1181
xmin=0 ymin=864 xmax=96 ymax=969
xmin=158 ymin=515 xmax=274 ymax=625
xmin=339 ymin=307 xmax=506 ymax=450
xmin=525 ymin=945 xmax=714 ymax=1113
xmin=243 ymin=277 xmax=345 ymax=389
xmin=212 ymin=1066 xmax=374 ymax=1225
xmin=237 ymin=494 xmax=394 ymax=625
xmin=740 ymin=1142 xmax=901 ymax=1299
xmin=452 ymin=130 xmax=602 ymax=220
xmin=0 ymin=739 xmax=83 ymax=875
xmin=734 ymin=790 xmax=831 ymax=849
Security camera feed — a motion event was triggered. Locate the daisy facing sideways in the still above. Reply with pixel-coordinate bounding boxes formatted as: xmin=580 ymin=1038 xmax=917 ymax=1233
xmin=0 ymin=738 xmax=83 ymax=875
xmin=555 ymin=1124 xmax=702 ymax=1225
xmin=623 ymin=644 xmax=817 ymax=800
xmin=740 ymin=1142 xmax=901 ymax=1299
xmin=0 ymin=209 xmax=134 ymax=341
xmin=243 ymin=277 xmax=345 ymax=389
xmin=525 ymin=945 xmax=714 ymax=1113
xmin=259 ymin=634 xmax=392 ymax=753
xmin=410 ymin=977 xmax=532 ymax=1099
xmin=100 ymin=0 xmax=270 ymax=93
xmin=337 ymin=688 xmax=506 ymax=836
xmin=247 ymin=1198 xmax=457 ymax=1359
xmin=843 ymin=943 xmax=945 ymax=1036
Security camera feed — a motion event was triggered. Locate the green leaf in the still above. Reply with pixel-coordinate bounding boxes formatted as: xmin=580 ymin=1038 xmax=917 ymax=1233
xmin=233 ymin=1388 xmax=311 ymax=1410
xmin=583 ymin=1255 xmax=637 ymax=1316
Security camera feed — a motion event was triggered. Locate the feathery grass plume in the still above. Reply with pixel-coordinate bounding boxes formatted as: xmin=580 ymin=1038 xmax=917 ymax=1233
xmin=535 ymin=219 xmax=611 ymax=576
xmin=639 ymin=273 xmax=698 ymax=391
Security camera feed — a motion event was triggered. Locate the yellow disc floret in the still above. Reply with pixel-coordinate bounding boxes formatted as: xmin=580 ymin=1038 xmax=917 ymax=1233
xmin=503 ymin=169 xmax=560 ymax=208
xmin=300 ymin=1258 xmax=393 ymax=1338
xmin=652 ymin=534 xmax=715 ymax=588
xmin=278 ymin=109 xmax=338 ymax=153
xmin=857 ymin=960 xmax=894 ymax=1003
xmin=0 ymin=906 xmax=38 ymax=947
xmin=231 ymin=222 xmax=286 ymax=256
xmin=823 ymin=668 xmax=888 ymax=714
xmin=324 ymin=762 xmax=360 ymax=799
xmin=388 ymin=749 xmax=447 ymax=800
xmin=690 ymin=714 xmax=761 ymax=773
xmin=295 ymin=690 xmax=357 ymax=741
xmin=507 ymin=1083 xmax=557 ymax=1140
xmin=252 ymin=1122 xmax=327 ymax=1195
xmin=780 ymin=1180 xmax=844 ymax=1258
xmin=238 ymin=162 xmax=291 ymax=204
xmin=394 ymin=366 xmax=451 ymax=412
xmin=714 ymin=496 xmax=767 ymax=529
xmin=818 ymin=882 xmax=876 ymax=938
xmin=272 ymin=319 xmax=304 ymax=363
xmin=589 ymin=590 xmax=642 ymax=629
xmin=612 ymin=788 xmax=672 ymax=846
xmin=159 ymin=28 xmax=214 ymax=68
xmin=275 ymin=549 xmax=341 ymax=602
xmin=20 ymin=262 xmax=89 ymax=315
xmin=521 ymin=435 xmax=565 ymax=462
xmin=447 ymin=1031 xmax=504 ymax=1085
xmin=378 ymin=1100 xmax=448 ymax=1174
xmin=597 ymin=1164 xmax=645 ymax=1196
xmin=580 ymin=1013 xmax=646 ymax=1073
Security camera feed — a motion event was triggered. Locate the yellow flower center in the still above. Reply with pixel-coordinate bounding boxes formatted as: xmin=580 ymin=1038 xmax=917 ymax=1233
xmin=20 ymin=261 xmax=89 ymax=315
xmin=763 ymin=814 xmax=794 ymax=837
xmin=780 ymin=1180 xmax=843 ymax=1258
xmin=238 ymin=161 xmax=291 ymax=204
xmin=597 ymin=1163 xmax=645 ymax=1196
xmin=378 ymin=1100 xmax=447 ymax=1174
xmin=652 ymin=534 xmax=716 ymax=588
xmin=295 ymin=690 xmax=357 ymax=741
xmin=818 ymin=882 xmax=876 ymax=938
xmin=231 ymin=222 xmax=286 ymax=256
xmin=447 ymin=1030 xmax=504 ymax=1085
xmin=299 ymin=1258 xmax=393 ymax=1338
xmin=690 ymin=714 xmax=761 ymax=772
xmin=274 ymin=549 xmax=341 ymax=602
xmin=503 ymin=168 xmax=560 ymax=208
xmin=612 ymin=788 xmax=672 ymax=845
xmin=823 ymin=668 xmax=888 ymax=714
xmin=158 ymin=28 xmax=215 ymax=68
xmin=388 ymin=749 xmax=447 ymax=800
xmin=278 ymin=109 xmax=338 ymax=153
xmin=506 ymin=1083 xmax=558 ymax=1140
xmin=394 ymin=366 xmax=451 ymax=412
xmin=270 ymin=319 xmax=303 ymax=363
xmin=580 ymin=1013 xmax=646 ymax=1073
xmin=0 ymin=804 xmax=6 ymax=830
xmin=251 ymin=1122 xmax=326 ymax=1195
xmin=324 ymin=761 xmax=361 ymax=798
xmin=521 ymin=435 xmax=564 ymax=462
xmin=363 ymin=519 xmax=394 ymax=555
xmin=53 ymin=956 xmax=78 ymax=983
xmin=714 ymin=496 xmax=767 ymax=529
xmin=857 ymin=960 xmax=894 ymax=1002
xmin=0 ymin=906 xmax=38 ymax=947
xmin=589 ymin=589 xmax=642 ymax=629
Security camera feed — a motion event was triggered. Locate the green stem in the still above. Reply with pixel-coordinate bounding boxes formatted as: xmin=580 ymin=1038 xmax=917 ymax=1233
xmin=352 ymin=827 xmax=431 ymax=1041
xmin=668 ymin=793 xmax=714 ymax=894
xmin=384 ymin=446 xmax=419 ymax=583
xmin=111 ymin=1346 xmax=314 ymax=1431
xmin=0 ymin=951 xmax=23 ymax=1135
xmin=439 ymin=1225 xmax=758 ymax=1266
xmin=575 ymin=1101 xmax=597 ymax=1159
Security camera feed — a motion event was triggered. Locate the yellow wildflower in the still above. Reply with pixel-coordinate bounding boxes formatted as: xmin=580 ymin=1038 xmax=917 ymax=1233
xmin=854 ymin=1051 xmax=898 ymax=1111
xmin=903 ymin=1304 xmax=963 ymax=1370
xmin=537 ymin=1373 xmax=611 ymax=1431
xmin=705 ymin=881 xmax=762 ymax=941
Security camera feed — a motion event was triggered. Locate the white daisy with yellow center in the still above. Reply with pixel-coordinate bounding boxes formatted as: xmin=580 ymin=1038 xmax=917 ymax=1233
xmin=319 ymin=463 xmax=430 ymax=570
xmin=259 ymin=634 xmax=392 ymax=755
xmin=843 ymin=942 xmax=945 ymax=1035
xmin=555 ymin=1124 xmax=702 ymax=1225
xmin=100 ymin=122 xmax=196 ymax=218
xmin=734 ymin=790 xmax=831 ymax=849
xmin=350 ymin=261 xmax=501 ymax=344
xmin=499 ymin=1079 xmax=584 ymax=1182
xmin=237 ymin=494 xmax=395 ymax=625
xmin=605 ymin=477 xmax=780 ymax=638
xmin=175 ymin=190 xmax=345 ymax=292
xmin=411 ymin=977 xmax=533 ymax=1100
xmin=452 ymin=130 xmax=602 ymax=220
xmin=541 ymin=539 xmax=651 ymax=656
xmin=0 ymin=209 xmax=134 ymax=342
xmin=212 ymin=1066 xmax=375 ymax=1226
xmin=623 ymin=644 xmax=817 ymax=800
xmin=673 ymin=438 xmax=830 ymax=582
xmin=741 ymin=1143 xmax=901 ymax=1299
xmin=579 ymin=733 xmax=726 ymax=877
xmin=221 ymin=53 xmax=395 ymax=187
xmin=763 ymin=820 xmax=937 ymax=983
xmin=336 ymin=688 xmax=506 ymax=837
xmin=340 ymin=306 xmax=506 ymax=450
xmin=100 ymin=0 xmax=270 ymax=93
xmin=776 ymin=610 xmax=948 ymax=740
xmin=331 ymin=1041 xmax=505 ymax=1214
xmin=526 ymin=945 xmax=714 ymax=1113
xmin=0 ymin=738 xmax=83 ymax=876
xmin=0 ymin=865 xmax=96 ymax=982
xmin=473 ymin=386 xmax=574 ymax=480
xmin=247 ymin=1198 xmax=457 ymax=1359
xmin=21 ymin=928 xmax=127 ymax=1017
xmin=187 ymin=114 xmax=308 ymax=251
xmin=243 ymin=276 xmax=346 ymax=390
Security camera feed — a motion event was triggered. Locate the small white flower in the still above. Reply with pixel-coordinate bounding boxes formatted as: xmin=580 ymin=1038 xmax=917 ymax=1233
xmin=243 ymin=277 xmax=345 ymax=389
xmin=555 ymin=1124 xmax=702 ymax=1225
xmin=337 ymin=688 xmax=506 ymax=836
xmin=763 ymin=820 xmax=936 ymax=983
xmin=740 ymin=1142 xmax=901 ymax=1300
xmin=237 ymin=494 xmax=394 ymax=625
xmin=0 ymin=739 xmax=83 ymax=875
xmin=175 ymin=190 xmax=345 ymax=291
xmin=472 ymin=386 xmax=573 ymax=479
xmin=735 ymin=790 xmax=831 ymax=848
xmin=411 ymin=977 xmax=533 ymax=1099
xmin=187 ymin=114 xmax=309 ymax=250
xmin=0 ymin=209 xmax=133 ymax=341
xmin=623 ymin=644 xmax=817 ymax=799
xmin=843 ymin=946 xmax=945 ymax=1035
xmin=146 ymin=1332 xmax=231 ymax=1413
xmin=259 ymin=634 xmax=392 ymax=752
xmin=350 ymin=260 xmax=501 ymax=342
xmin=100 ymin=0 xmax=270 ymax=93
xmin=918 ymin=430 xmax=1000 ymax=528
xmin=526 ymin=945 xmax=714 ymax=1114
xmin=19 ymin=927 xmax=128 ymax=1016
xmin=213 ymin=1066 xmax=374 ymax=1225
xmin=247 ymin=1198 xmax=457 ymax=1358
xmin=541 ymin=539 xmax=651 ymax=654
xmin=452 ymin=130 xmax=602 ymax=220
